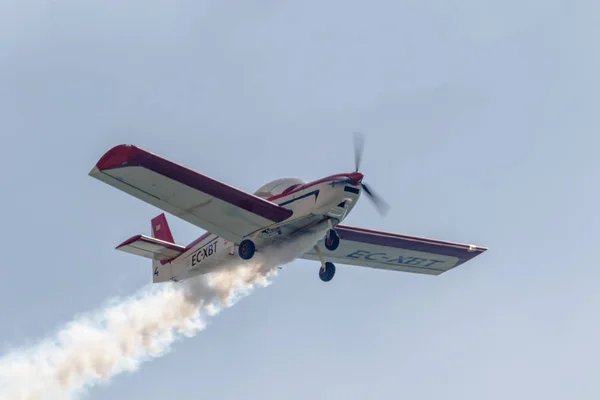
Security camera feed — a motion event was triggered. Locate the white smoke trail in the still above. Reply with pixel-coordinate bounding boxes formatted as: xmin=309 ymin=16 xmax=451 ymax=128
xmin=0 ymin=227 xmax=327 ymax=400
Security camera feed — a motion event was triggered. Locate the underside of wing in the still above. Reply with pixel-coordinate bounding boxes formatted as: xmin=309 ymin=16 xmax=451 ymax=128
xmin=301 ymin=225 xmax=487 ymax=275
xmin=116 ymin=235 xmax=185 ymax=260
xmin=89 ymin=144 xmax=293 ymax=244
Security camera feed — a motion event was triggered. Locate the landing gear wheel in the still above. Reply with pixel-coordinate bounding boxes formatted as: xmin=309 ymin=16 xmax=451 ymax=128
xmin=238 ymin=239 xmax=256 ymax=260
xmin=325 ymin=229 xmax=340 ymax=251
xmin=319 ymin=262 xmax=336 ymax=282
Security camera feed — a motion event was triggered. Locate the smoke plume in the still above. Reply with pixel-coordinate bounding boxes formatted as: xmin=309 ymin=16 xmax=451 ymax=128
xmin=0 ymin=228 xmax=326 ymax=399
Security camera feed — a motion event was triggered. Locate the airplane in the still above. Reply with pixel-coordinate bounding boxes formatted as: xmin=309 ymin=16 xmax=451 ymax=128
xmin=88 ymin=134 xmax=487 ymax=283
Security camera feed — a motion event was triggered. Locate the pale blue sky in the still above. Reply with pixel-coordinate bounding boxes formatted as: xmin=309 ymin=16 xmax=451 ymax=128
xmin=2 ymin=0 xmax=600 ymax=399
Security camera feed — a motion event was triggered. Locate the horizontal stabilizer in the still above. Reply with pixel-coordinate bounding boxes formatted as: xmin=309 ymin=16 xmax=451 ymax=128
xmin=116 ymin=234 xmax=185 ymax=260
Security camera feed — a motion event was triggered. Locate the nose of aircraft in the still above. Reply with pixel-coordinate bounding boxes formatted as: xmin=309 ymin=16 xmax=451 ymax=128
xmin=347 ymin=172 xmax=364 ymax=185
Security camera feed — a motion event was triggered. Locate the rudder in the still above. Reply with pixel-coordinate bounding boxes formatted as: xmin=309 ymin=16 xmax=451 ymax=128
xmin=151 ymin=213 xmax=176 ymax=283
xmin=151 ymin=213 xmax=175 ymax=243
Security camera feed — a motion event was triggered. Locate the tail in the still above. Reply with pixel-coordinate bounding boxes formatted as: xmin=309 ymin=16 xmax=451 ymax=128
xmin=115 ymin=212 xmax=182 ymax=283
xmin=151 ymin=213 xmax=175 ymax=243
xmin=151 ymin=213 xmax=176 ymax=282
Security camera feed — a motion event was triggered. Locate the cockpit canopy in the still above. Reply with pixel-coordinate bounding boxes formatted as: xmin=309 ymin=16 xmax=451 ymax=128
xmin=253 ymin=178 xmax=306 ymax=199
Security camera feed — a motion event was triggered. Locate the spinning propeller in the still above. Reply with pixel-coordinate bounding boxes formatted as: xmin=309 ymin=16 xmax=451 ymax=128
xmin=329 ymin=133 xmax=390 ymax=215
xmin=352 ymin=132 xmax=390 ymax=216
xmin=328 ymin=132 xmax=388 ymax=216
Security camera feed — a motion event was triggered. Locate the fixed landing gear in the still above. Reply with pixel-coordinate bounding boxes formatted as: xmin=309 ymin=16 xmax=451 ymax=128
xmin=238 ymin=239 xmax=256 ymax=260
xmin=314 ymin=244 xmax=336 ymax=282
xmin=319 ymin=262 xmax=336 ymax=282
xmin=324 ymin=229 xmax=340 ymax=251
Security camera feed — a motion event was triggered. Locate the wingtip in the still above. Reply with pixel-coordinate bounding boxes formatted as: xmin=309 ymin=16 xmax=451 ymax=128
xmin=88 ymin=165 xmax=101 ymax=176
xmin=95 ymin=144 xmax=140 ymax=171
xmin=468 ymin=244 xmax=488 ymax=253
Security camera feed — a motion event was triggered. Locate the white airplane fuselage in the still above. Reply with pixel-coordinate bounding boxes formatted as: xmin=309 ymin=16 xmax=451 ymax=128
xmin=153 ymin=172 xmax=363 ymax=282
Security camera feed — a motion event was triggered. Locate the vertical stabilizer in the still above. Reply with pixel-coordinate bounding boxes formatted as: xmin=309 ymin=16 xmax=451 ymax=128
xmin=151 ymin=213 xmax=175 ymax=243
xmin=151 ymin=213 xmax=175 ymax=283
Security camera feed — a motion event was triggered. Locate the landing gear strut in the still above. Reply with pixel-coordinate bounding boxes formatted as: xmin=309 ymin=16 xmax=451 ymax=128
xmin=325 ymin=229 xmax=340 ymax=251
xmin=238 ymin=239 xmax=256 ymax=260
xmin=314 ymin=244 xmax=336 ymax=282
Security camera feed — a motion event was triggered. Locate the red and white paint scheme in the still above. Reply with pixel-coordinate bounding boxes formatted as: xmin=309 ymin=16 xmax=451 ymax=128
xmin=89 ymin=136 xmax=487 ymax=283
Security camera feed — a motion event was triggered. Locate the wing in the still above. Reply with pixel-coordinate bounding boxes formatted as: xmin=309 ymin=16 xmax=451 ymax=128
xmin=301 ymin=225 xmax=487 ymax=275
xmin=89 ymin=144 xmax=293 ymax=244
xmin=116 ymin=235 xmax=185 ymax=260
